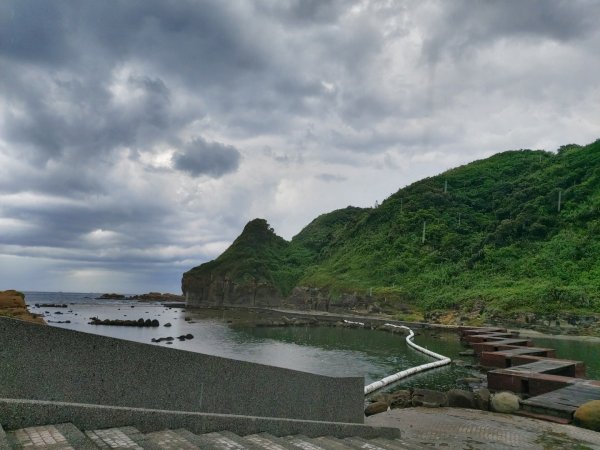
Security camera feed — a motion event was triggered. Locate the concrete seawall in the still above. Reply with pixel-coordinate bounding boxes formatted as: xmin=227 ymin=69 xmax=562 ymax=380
xmin=0 ymin=317 xmax=364 ymax=423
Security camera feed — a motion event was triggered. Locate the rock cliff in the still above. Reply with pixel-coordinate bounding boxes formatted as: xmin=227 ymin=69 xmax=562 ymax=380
xmin=182 ymin=219 xmax=288 ymax=307
xmin=0 ymin=290 xmax=45 ymax=324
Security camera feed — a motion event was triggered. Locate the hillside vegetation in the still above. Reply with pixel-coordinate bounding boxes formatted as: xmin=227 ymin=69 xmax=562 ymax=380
xmin=183 ymin=140 xmax=600 ymax=315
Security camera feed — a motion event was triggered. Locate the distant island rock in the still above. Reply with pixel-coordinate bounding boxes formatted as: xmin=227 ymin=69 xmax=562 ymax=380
xmin=96 ymin=292 xmax=184 ymax=302
xmin=89 ymin=317 xmax=160 ymax=327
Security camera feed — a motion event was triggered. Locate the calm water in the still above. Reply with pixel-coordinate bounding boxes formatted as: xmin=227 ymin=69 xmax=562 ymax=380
xmin=23 ymin=292 xmax=600 ymax=391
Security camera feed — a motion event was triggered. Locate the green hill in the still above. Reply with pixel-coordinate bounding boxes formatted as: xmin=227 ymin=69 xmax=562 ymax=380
xmin=182 ymin=139 xmax=600 ymax=316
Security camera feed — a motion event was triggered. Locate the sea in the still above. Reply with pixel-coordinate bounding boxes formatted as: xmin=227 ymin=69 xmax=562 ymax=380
xmin=22 ymin=292 xmax=600 ymax=388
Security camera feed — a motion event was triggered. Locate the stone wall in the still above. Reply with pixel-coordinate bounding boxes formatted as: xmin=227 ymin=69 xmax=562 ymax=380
xmin=0 ymin=317 xmax=364 ymax=423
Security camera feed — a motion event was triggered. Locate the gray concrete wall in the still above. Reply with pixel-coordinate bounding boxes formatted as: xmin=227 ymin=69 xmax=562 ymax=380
xmin=0 ymin=317 xmax=364 ymax=423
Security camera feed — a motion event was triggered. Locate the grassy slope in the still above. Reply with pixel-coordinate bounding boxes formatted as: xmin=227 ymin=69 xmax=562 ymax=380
xmin=184 ymin=140 xmax=600 ymax=314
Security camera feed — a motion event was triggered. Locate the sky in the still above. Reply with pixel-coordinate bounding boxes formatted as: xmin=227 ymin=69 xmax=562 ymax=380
xmin=1 ymin=0 xmax=600 ymax=294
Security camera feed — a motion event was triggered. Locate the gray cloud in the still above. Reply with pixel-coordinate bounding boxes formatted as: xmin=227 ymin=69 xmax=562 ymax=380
xmin=0 ymin=0 xmax=598 ymax=292
xmin=423 ymin=0 xmax=600 ymax=63
xmin=172 ymin=137 xmax=241 ymax=178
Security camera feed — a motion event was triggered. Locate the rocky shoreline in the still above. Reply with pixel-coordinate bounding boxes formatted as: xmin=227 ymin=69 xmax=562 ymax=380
xmin=0 ymin=290 xmax=45 ymax=325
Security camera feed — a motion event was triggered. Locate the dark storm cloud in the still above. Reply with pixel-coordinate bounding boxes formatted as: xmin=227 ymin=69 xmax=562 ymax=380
xmin=423 ymin=0 xmax=600 ymax=63
xmin=172 ymin=137 xmax=241 ymax=178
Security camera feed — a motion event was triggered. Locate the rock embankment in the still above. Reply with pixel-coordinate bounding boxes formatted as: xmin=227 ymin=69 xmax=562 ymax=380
xmin=365 ymin=388 xmax=523 ymax=417
xmin=0 ymin=290 xmax=45 ymax=324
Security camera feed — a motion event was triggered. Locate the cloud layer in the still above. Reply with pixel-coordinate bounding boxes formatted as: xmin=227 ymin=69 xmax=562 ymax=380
xmin=1 ymin=0 xmax=599 ymax=292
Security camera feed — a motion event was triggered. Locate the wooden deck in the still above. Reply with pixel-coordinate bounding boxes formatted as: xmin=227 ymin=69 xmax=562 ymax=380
xmin=480 ymin=346 xmax=556 ymax=368
xmin=471 ymin=338 xmax=533 ymax=355
xmin=462 ymin=325 xmax=598 ymax=423
xmin=521 ymin=381 xmax=600 ymax=420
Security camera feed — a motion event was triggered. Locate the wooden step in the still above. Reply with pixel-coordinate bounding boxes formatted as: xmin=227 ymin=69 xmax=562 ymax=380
xmin=471 ymin=338 xmax=533 ymax=355
xmin=464 ymin=332 xmax=518 ymax=343
xmin=521 ymin=381 xmax=600 ymax=421
xmin=480 ymin=347 xmax=557 ymax=368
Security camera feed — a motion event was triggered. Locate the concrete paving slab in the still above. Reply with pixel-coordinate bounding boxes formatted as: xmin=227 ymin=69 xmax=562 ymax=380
xmin=366 ymin=407 xmax=600 ymax=449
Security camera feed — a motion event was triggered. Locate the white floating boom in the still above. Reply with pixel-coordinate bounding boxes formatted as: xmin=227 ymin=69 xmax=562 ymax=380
xmin=363 ymin=324 xmax=452 ymax=395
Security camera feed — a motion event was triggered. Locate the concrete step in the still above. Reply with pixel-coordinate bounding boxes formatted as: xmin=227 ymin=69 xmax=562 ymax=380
xmin=342 ymin=436 xmax=391 ymax=450
xmin=176 ymin=429 xmax=255 ymax=449
xmin=244 ymin=432 xmax=298 ymax=450
xmin=285 ymin=434 xmax=332 ymax=450
xmin=6 ymin=423 xmax=96 ymax=449
xmin=0 ymin=425 xmax=9 ymax=450
xmin=141 ymin=429 xmax=199 ymax=449
xmin=0 ymin=398 xmax=399 ymax=441
xmin=313 ymin=436 xmax=355 ymax=450
xmin=370 ymin=438 xmax=411 ymax=450
xmin=85 ymin=426 xmax=145 ymax=448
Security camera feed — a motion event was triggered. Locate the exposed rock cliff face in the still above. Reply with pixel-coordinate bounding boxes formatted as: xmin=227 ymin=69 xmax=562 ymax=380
xmin=182 ymin=219 xmax=288 ymax=307
xmin=0 ymin=290 xmax=45 ymax=324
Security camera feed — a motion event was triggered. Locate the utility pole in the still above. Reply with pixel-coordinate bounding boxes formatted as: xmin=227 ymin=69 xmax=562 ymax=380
xmin=422 ymin=221 xmax=426 ymax=243
xmin=400 ymin=198 xmax=403 ymax=214
xmin=444 ymin=179 xmax=448 ymax=193
xmin=558 ymin=189 xmax=562 ymax=212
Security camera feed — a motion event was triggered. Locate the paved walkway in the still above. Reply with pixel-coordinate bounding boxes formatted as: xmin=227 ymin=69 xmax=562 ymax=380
xmin=367 ymin=407 xmax=600 ymax=449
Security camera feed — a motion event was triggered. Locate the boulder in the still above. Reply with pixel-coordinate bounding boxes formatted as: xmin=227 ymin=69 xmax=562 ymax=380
xmin=372 ymin=393 xmax=392 ymax=405
xmin=412 ymin=389 xmax=448 ymax=407
xmin=474 ymin=388 xmax=491 ymax=411
xmin=364 ymin=401 xmax=389 ymax=416
xmin=490 ymin=391 xmax=520 ymax=413
xmin=574 ymin=400 xmax=600 ymax=431
xmin=447 ymin=389 xmax=476 ymax=409
xmin=390 ymin=390 xmax=412 ymax=409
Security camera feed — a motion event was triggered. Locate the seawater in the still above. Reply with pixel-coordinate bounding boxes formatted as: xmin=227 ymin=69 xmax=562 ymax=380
xmin=25 ymin=291 xmax=600 ymax=389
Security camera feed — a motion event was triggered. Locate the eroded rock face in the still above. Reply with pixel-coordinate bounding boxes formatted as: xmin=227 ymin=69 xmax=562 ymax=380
xmin=183 ymin=275 xmax=282 ymax=308
xmin=574 ymin=400 xmax=600 ymax=431
xmin=0 ymin=290 xmax=45 ymax=325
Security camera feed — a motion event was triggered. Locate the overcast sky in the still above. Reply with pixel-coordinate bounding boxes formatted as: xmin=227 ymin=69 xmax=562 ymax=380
xmin=1 ymin=0 xmax=599 ymax=294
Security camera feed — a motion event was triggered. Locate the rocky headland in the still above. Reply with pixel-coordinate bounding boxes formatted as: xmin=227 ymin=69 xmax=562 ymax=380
xmin=0 ymin=290 xmax=45 ymax=324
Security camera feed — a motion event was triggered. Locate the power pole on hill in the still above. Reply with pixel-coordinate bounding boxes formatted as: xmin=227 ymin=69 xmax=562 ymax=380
xmin=422 ymin=221 xmax=426 ymax=243
xmin=444 ymin=179 xmax=448 ymax=193
xmin=400 ymin=198 xmax=403 ymax=214
xmin=558 ymin=189 xmax=562 ymax=212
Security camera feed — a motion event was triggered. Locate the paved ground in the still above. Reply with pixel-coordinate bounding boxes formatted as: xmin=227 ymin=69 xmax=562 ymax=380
xmin=367 ymin=407 xmax=600 ymax=449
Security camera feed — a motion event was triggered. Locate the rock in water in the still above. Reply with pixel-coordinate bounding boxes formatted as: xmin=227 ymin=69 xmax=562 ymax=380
xmin=490 ymin=391 xmax=520 ymax=413
xmin=364 ymin=401 xmax=389 ymax=416
xmin=574 ymin=400 xmax=600 ymax=431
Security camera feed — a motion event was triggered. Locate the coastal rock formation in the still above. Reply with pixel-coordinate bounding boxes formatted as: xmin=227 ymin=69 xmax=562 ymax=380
xmin=182 ymin=219 xmax=288 ymax=307
xmin=0 ymin=290 xmax=45 ymax=324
